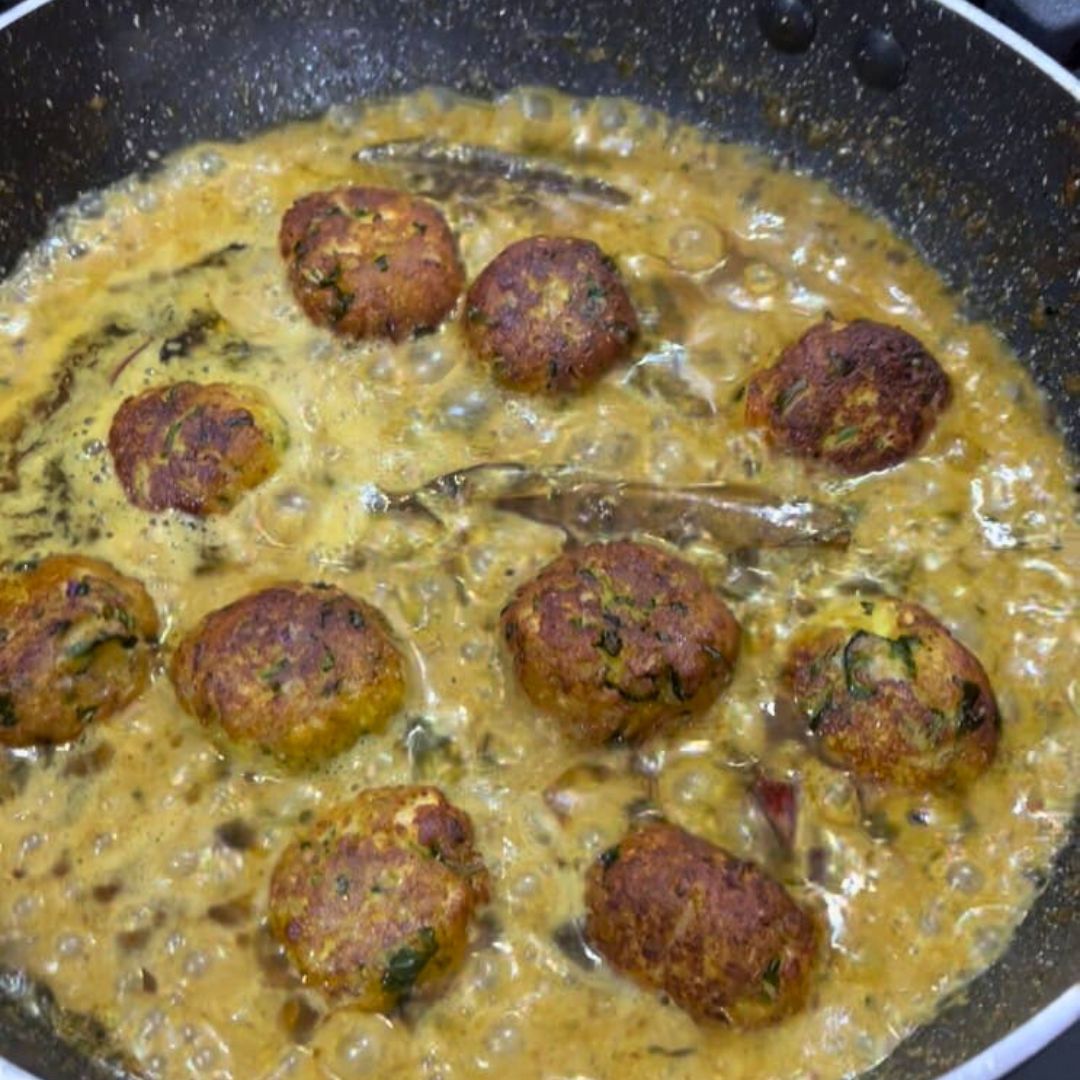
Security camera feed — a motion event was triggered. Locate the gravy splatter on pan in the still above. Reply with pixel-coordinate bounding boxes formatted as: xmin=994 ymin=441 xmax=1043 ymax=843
xmin=0 ymin=88 xmax=1077 ymax=1080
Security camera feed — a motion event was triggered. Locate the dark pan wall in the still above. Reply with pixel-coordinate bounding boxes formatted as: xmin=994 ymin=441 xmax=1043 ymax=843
xmin=0 ymin=3 xmax=1077 ymax=1079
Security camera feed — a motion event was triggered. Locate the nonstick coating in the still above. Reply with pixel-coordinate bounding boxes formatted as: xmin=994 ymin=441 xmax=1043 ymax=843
xmin=0 ymin=2 xmax=1077 ymax=1078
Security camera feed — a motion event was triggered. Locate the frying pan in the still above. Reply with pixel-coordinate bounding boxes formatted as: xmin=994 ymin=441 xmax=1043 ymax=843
xmin=0 ymin=0 xmax=1077 ymax=1077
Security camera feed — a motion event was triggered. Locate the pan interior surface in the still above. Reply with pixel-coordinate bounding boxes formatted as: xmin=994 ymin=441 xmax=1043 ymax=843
xmin=0 ymin=3 xmax=1077 ymax=1080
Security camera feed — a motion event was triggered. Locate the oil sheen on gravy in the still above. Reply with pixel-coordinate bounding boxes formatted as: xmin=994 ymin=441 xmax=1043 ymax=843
xmin=0 ymin=88 xmax=1077 ymax=1080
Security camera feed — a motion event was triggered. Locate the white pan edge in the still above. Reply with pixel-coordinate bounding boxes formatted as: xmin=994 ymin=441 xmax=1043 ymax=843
xmin=0 ymin=0 xmax=1076 ymax=1077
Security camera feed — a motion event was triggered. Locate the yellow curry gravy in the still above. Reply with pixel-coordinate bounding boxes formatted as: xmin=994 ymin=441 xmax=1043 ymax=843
xmin=0 ymin=88 xmax=1077 ymax=1080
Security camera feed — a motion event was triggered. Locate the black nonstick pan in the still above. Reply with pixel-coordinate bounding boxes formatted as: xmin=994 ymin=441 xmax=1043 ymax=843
xmin=0 ymin=1 xmax=1077 ymax=1078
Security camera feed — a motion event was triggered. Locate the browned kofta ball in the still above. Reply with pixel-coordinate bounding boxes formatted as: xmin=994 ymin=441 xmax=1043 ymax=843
xmin=745 ymin=319 xmax=951 ymax=474
xmin=109 ymin=381 xmax=287 ymax=517
xmin=784 ymin=596 xmax=1000 ymax=790
xmin=585 ymin=822 xmax=819 ymax=1027
xmin=0 ymin=555 xmax=159 ymax=747
xmin=279 ymin=186 xmax=465 ymax=341
xmin=170 ymin=583 xmax=406 ymax=766
xmin=501 ymin=541 xmax=739 ymax=744
xmin=464 ymin=235 xmax=639 ymax=394
xmin=268 ymin=785 xmax=490 ymax=1011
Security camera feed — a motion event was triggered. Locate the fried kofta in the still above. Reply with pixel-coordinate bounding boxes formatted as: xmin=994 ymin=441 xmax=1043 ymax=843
xmin=585 ymin=822 xmax=819 ymax=1026
xmin=501 ymin=541 xmax=739 ymax=744
xmin=785 ymin=596 xmax=1000 ymax=790
xmin=170 ymin=583 xmax=406 ymax=766
xmin=109 ymin=381 xmax=287 ymax=516
xmin=279 ymin=186 xmax=464 ymax=341
xmin=464 ymin=235 xmax=638 ymax=394
xmin=268 ymin=785 xmax=490 ymax=1010
xmin=0 ymin=555 xmax=159 ymax=747
xmin=745 ymin=319 xmax=951 ymax=474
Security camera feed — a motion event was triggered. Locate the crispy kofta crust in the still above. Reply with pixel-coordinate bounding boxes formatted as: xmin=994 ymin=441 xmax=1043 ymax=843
xmin=745 ymin=319 xmax=951 ymax=474
xmin=785 ymin=597 xmax=1000 ymax=790
xmin=585 ymin=823 xmax=819 ymax=1027
xmin=170 ymin=583 xmax=406 ymax=765
xmin=109 ymin=381 xmax=286 ymax=517
xmin=268 ymin=786 xmax=490 ymax=1010
xmin=464 ymin=235 xmax=639 ymax=394
xmin=279 ymin=186 xmax=464 ymax=341
xmin=0 ymin=555 xmax=159 ymax=747
xmin=501 ymin=541 xmax=739 ymax=744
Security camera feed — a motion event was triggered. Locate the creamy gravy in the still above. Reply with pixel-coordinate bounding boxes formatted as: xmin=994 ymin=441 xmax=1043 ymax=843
xmin=0 ymin=88 xmax=1077 ymax=1080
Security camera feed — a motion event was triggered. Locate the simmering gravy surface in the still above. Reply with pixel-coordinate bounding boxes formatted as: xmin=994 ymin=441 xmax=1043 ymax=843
xmin=0 ymin=89 xmax=1077 ymax=1080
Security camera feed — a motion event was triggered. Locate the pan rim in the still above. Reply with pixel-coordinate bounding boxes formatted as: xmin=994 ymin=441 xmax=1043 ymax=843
xmin=934 ymin=0 xmax=1080 ymax=96
xmin=0 ymin=1058 xmax=36 ymax=1079
xmin=0 ymin=0 xmax=1075 ymax=1078
xmin=0 ymin=0 xmax=53 ymax=33
xmin=938 ymin=986 xmax=1080 ymax=1080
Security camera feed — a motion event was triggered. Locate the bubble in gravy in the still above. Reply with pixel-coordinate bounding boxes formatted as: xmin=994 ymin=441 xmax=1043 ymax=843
xmin=336 ymin=1029 xmax=384 ymax=1076
xmin=667 ymin=220 xmax=726 ymax=273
